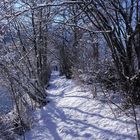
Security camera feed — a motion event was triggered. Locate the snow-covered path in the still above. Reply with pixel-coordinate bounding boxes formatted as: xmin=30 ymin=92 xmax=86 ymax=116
xmin=25 ymin=71 xmax=137 ymax=140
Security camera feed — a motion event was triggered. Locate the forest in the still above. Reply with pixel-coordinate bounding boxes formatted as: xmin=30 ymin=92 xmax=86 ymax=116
xmin=0 ymin=0 xmax=140 ymax=140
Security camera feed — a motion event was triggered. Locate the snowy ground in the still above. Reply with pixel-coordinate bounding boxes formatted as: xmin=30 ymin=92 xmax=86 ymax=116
xmin=25 ymin=71 xmax=137 ymax=140
xmin=0 ymin=87 xmax=13 ymax=115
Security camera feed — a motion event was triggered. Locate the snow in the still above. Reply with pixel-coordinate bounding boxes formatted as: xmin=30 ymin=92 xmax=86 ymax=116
xmin=25 ymin=71 xmax=137 ymax=140
xmin=0 ymin=87 xmax=13 ymax=115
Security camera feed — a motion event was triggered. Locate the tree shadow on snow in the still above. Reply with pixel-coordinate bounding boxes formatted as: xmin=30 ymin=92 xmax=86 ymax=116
xmin=62 ymin=106 xmax=134 ymax=125
xmin=34 ymin=100 xmax=135 ymax=140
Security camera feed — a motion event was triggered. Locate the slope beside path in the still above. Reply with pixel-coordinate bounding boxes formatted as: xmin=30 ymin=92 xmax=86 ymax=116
xmin=25 ymin=71 xmax=136 ymax=140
